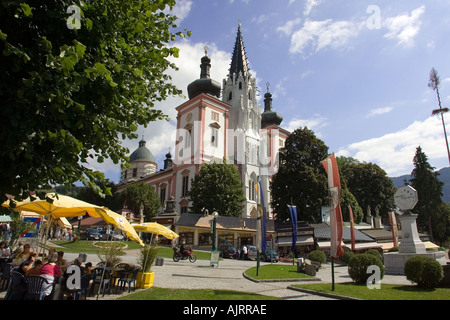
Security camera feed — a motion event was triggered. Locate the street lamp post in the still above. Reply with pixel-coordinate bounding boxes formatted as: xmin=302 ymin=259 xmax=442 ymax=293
xmin=77 ymin=215 xmax=83 ymax=236
xmin=212 ymin=211 xmax=218 ymax=251
xmin=210 ymin=211 xmax=219 ymax=268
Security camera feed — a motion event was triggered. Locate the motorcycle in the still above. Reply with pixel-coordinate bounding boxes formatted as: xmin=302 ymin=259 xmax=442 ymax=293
xmin=173 ymin=247 xmax=197 ymax=263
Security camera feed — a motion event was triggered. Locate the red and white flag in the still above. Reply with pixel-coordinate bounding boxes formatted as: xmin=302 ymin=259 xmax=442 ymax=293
xmin=322 ymin=154 xmax=344 ymax=258
xmin=348 ymin=205 xmax=356 ymax=251
xmin=389 ymin=211 xmax=398 ymax=247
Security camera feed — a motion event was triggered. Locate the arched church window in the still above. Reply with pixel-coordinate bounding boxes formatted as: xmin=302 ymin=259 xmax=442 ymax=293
xmin=228 ymin=92 xmax=232 ymax=101
xmin=239 ymin=82 xmax=242 ymax=90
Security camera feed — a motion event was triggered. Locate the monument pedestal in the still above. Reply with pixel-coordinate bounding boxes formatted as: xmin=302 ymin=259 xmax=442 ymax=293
xmin=384 ymin=212 xmax=446 ymax=274
xmin=398 ymin=213 xmax=426 ymax=254
xmin=384 ymin=251 xmax=446 ymax=275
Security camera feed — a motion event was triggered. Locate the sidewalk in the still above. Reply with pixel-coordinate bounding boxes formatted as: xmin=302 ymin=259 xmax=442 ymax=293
xmin=1 ymin=249 xmax=413 ymax=301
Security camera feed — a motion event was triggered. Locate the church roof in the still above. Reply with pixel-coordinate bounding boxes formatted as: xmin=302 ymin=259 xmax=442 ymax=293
xmin=228 ymin=23 xmax=250 ymax=77
xmin=129 ymin=139 xmax=155 ymax=163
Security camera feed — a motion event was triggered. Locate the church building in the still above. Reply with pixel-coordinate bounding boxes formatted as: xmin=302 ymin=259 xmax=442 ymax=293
xmin=117 ymin=24 xmax=289 ymax=221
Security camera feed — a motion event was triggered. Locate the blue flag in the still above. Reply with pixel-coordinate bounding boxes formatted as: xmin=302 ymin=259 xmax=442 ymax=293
xmin=259 ymin=181 xmax=267 ymax=252
xmin=288 ymin=205 xmax=297 ymax=253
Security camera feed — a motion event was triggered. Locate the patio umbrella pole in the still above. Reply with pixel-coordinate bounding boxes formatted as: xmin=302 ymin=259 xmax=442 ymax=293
xmin=96 ymin=225 xmax=116 ymax=300
xmin=40 ymin=214 xmax=53 ymax=258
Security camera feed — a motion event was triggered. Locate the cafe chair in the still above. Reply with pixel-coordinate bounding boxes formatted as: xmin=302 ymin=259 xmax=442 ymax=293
xmin=90 ymin=266 xmax=112 ymax=297
xmin=4 ymin=270 xmax=26 ymax=300
xmin=73 ymin=273 xmax=93 ymax=300
xmin=25 ymin=275 xmax=51 ymax=300
xmin=117 ymin=266 xmax=141 ymax=293
xmin=1 ymin=263 xmax=14 ymax=291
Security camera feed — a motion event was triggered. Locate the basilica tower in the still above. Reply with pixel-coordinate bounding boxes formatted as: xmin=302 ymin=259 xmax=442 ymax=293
xmin=222 ymin=24 xmax=262 ymax=218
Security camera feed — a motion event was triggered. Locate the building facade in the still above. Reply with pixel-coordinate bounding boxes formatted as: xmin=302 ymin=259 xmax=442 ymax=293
xmin=117 ymin=24 xmax=288 ymax=221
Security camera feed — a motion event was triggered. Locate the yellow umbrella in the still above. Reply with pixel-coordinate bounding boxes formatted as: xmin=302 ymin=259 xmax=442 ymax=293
xmin=94 ymin=208 xmax=144 ymax=246
xmin=133 ymin=222 xmax=179 ymax=240
xmin=2 ymin=193 xmax=103 ymax=218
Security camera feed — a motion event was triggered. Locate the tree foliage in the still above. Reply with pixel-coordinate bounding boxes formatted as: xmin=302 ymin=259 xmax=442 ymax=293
xmin=0 ymin=0 xmax=189 ymax=199
xmin=340 ymin=161 xmax=395 ymax=219
xmin=270 ymin=127 xmax=329 ymax=221
xmin=188 ymin=160 xmax=245 ymax=217
xmin=117 ymin=183 xmax=161 ymax=221
xmin=409 ymin=146 xmax=450 ymax=243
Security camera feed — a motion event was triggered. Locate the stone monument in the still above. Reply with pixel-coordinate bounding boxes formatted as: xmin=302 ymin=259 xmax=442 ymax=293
xmin=384 ymin=185 xmax=446 ymax=274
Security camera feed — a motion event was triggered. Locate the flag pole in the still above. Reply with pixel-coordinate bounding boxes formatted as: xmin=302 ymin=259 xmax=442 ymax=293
xmin=331 ymin=257 xmax=335 ymax=291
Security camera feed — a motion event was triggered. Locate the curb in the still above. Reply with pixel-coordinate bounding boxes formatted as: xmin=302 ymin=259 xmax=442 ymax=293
xmin=243 ymin=272 xmax=322 ymax=283
xmin=286 ymin=285 xmax=362 ymax=300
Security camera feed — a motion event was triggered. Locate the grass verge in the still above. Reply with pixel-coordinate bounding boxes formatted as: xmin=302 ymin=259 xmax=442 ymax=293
xmin=116 ymin=286 xmax=281 ymax=300
xmin=292 ymin=282 xmax=450 ymax=300
xmin=244 ymin=264 xmax=316 ymax=280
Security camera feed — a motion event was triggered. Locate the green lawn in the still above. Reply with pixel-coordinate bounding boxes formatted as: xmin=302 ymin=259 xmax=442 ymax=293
xmin=50 ymin=241 xmax=213 ymax=260
xmin=116 ymin=286 xmax=281 ymax=300
xmin=292 ymin=282 xmax=450 ymax=300
xmin=244 ymin=264 xmax=315 ymax=280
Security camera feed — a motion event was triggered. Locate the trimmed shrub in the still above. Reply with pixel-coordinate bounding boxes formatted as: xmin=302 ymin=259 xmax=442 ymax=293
xmin=348 ymin=254 xmax=385 ymax=284
xmin=366 ymin=249 xmax=382 ymax=260
xmin=307 ymin=250 xmax=326 ymax=265
xmin=342 ymin=251 xmax=356 ymax=265
xmin=404 ymin=255 xmax=444 ymax=289
xmin=388 ymin=246 xmax=399 ymax=252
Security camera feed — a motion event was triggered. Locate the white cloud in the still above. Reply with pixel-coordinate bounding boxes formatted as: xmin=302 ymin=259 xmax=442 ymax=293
xmin=289 ymin=19 xmax=360 ymax=56
xmin=277 ymin=18 xmax=302 ymax=36
xmin=383 ymin=6 xmax=426 ymax=47
xmin=367 ymin=106 xmax=393 ymax=118
xmin=168 ymin=0 xmax=193 ymax=22
xmin=337 ymin=116 xmax=448 ymax=176
xmin=304 ymin=0 xmax=323 ymax=16
xmin=284 ymin=114 xmax=328 ymax=137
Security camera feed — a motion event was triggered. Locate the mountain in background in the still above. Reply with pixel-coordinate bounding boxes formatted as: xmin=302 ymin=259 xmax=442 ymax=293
xmin=390 ymin=167 xmax=450 ymax=203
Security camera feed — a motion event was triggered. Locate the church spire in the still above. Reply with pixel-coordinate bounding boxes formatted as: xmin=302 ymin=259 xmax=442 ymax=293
xmin=229 ymin=22 xmax=250 ymax=78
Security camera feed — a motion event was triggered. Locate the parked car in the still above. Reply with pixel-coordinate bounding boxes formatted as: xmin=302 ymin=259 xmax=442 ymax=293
xmin=100 ymin=230 xmax=124 ymax=241
xmin=220 ymin=246 xmax=237 ymax=259
xmin=261 ymin=249 xmax=279 ymax=262
xmin=246 ymin=245 xmax=257 ymax=260
xmin=80 ymin=228 xmax=101 ymax=241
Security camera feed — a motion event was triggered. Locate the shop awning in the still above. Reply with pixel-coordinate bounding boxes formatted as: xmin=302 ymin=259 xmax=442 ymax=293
xmin=57 ymin=217 xmax=72 ymax=229
xmin=344 ymin=242 xmax=382 ymax=251
xmin=277 ymin=236 xmax=314 ymax=247
xmin=381 ymin=241 xmax=440 ymax=251
xmin=317 ymin=241 xmax=346 ymax=249
xmin=0 ymin=215 xmax=12 ymax=222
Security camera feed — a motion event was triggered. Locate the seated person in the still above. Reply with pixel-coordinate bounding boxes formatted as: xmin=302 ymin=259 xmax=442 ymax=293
xmin=27 ymin=259 xmax=43 ymax=275
xmin=18 ymin=252 xmax=38 ymax=276
xmin=40 ymin=252 xmax=63 ymax=298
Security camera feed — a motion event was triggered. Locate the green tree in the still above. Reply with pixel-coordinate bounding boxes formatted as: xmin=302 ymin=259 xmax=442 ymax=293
xmin=270 ymin=127 xmax=329 ymax=221
xmin=189 ymin=160 xmax=245 ymax=217
xmin=117 ymin=184 xmax=161 ymax=221
xmin=75 ymin=181 xmax=119 ymax=211
xmin=410 ymin=146 xmax=445 ymax=241
xmin=0 ymin=0 xmax=189 ymax=199
xmin=340 ymin=162 xmax=395 ymax=219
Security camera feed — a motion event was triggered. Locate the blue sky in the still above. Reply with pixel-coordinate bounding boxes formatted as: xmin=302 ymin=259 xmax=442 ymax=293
xmin=93 ymin=0 xmax=450 ymax=182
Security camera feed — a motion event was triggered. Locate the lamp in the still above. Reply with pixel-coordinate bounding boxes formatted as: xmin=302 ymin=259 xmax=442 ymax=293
xmin=212 ymin=211 xmax=218 ymax=251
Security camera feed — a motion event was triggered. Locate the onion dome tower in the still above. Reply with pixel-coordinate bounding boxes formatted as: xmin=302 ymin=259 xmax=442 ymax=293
xmin=187 ymin=46 xmax=221 ymax=99
xmin=261 ymin=83 xmax=283 ymax=128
